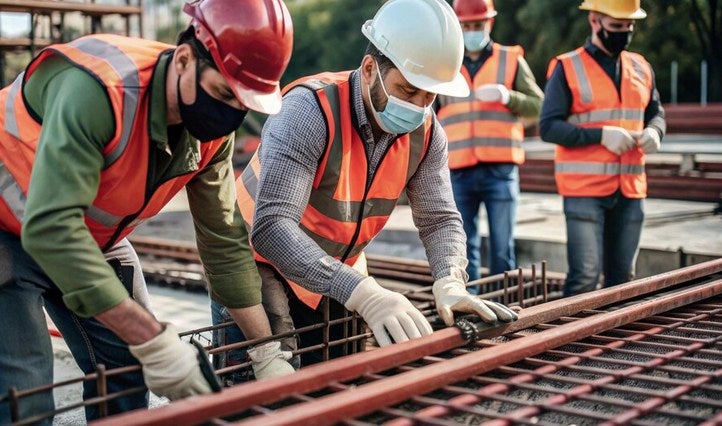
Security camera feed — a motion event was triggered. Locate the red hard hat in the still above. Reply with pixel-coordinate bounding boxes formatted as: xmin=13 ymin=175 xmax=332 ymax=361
xmin=183 ymin=0 xmax=293 ymax=114
xmin=453 ymin=0 xmax=497 ymax=22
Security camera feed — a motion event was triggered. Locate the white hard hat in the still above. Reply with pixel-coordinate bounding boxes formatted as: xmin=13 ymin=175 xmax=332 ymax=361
xmin=362 ymin=0 xmax=470 ymax=97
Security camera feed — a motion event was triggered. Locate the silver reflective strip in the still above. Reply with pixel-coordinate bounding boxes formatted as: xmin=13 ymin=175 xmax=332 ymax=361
xmin=628 ymin=54 xmax=646 ymax=81
xmin=496 ymin=48 xmax=507 ymax=84
xmin=449 ymin=137 xmax=522 ymax=151
xmin=569 ymin=52 xmax=593 ymax=104
xmin=70 ymin=38 xmax=140 ymax=169
xmin=4 ymin=72 xmax=24 ymax=139
xmin=555 ymin=162 xmax=644 ymax=175
xmin=86 ymin=205 xmax=122 ymax=227
xmin=568 ymin=108 xmax=644 ymax=124
xmin=440 ymin=110 xmax=518 ymax=126
xmin=0 ymin=162 xmax=26 ymax=222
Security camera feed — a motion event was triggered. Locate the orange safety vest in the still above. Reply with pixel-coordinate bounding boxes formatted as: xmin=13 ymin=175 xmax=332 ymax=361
xmin=237 ymin=71 xmax=432 ymax=309
xmin=551 ymin=47 xmax=652 ymax=198
xmin=437 ymin=44 xmax=525 ymax=169
xmin=0 ymin=34 xmax=227 ymax=250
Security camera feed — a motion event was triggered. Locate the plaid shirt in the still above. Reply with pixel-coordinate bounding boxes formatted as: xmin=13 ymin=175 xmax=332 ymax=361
xmin=252 ymin=69 xmax=467 ymax=303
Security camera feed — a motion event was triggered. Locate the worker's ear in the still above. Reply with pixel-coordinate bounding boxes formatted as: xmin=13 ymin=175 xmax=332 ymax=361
xmin=360 ymin=55 xmax=376 ymax=86
xmin=174 ymin=43 xmax=193 ymax=74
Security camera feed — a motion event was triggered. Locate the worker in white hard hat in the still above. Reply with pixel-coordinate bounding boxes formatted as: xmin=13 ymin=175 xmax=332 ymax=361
xmin=539 ymin=0 xmax=665 ymax=297
xmin=234 ymin=0 xmax=518 ymax=367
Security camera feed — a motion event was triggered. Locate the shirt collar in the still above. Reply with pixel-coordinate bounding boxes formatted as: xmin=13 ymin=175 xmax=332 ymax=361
xmin=148 ymin=50 xmax=174 ymax=149
xmin=350 ymin=69 xmax=377 ymax=143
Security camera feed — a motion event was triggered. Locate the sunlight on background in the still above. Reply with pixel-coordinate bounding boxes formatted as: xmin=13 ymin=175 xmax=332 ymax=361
xmin=0 ymin=12 xmax=30 ymax=37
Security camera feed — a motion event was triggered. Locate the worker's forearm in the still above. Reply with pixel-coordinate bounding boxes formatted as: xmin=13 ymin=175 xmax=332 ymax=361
xmin=95 ymin=298 xmax=163 ymax=345
xmin=226 ymin=304 xmax=273 ymax=341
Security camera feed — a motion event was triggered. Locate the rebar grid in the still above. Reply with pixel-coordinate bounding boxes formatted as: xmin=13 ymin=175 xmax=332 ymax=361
xmin=91 ymin=259 xmax=722 ymax=426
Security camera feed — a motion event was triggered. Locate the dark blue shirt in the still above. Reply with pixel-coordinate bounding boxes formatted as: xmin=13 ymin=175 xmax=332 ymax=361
xmin=539 ymin=40 xmax=665 ymax=148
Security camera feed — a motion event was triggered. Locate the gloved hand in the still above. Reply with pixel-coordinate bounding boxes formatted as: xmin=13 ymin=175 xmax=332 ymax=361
xmin=433 ymin=276 xmax=518 ymax=326
xmin=601 ymin=126 xmax=636 ymax=155
xmin=129 ymin=323 xmax=219 ymax=400
xmin=344 ymin=277 xmax=433 ymax=347
xmin=248 ymin=341 xmax=295 ymax=380
xmin=638 ymin=127 xmax=661 ymax=154
xmin=475 ymin=83 xmax=511 ymax=104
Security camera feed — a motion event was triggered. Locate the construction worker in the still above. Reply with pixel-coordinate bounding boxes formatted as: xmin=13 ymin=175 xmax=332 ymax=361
xmin=237 ymin=0 xmax=518 ymax=367
xmin=437 ymin=0 xmax=544 ymax=289
xmin=0 ymin=0 xmax=294 ymax=423
xmin=539 ymin=0 xmax=665 ymax=297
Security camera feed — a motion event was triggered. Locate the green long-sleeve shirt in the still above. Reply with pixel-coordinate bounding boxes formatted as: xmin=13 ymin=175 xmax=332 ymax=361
xmin=21 ymin=51 xmax=260 ymax=317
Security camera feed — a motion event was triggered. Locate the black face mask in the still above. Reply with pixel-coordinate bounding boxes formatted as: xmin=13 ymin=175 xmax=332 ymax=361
xmin=177 ymin=62 xmax=247 ymax=142
xmin=597 ymin=26 xmax=633 ymax=56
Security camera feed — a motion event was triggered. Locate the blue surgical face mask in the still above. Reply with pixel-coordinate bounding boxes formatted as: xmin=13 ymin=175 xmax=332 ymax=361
xmin=368 ymin=62 xmax=429 ymax=134
xmin=463 ymin=30 xmax=490 ymax=52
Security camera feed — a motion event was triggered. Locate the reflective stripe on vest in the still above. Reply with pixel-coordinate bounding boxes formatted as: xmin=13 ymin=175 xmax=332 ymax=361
xmin=437 ymin=44 xmax=525 ymax=168
xmin=553 ymin=48 xmax=652 ymax=198
xmin=237 ymin=71 xmax=431 ymax=309
xmin=4 ymin=73 xmax=23 ymax=139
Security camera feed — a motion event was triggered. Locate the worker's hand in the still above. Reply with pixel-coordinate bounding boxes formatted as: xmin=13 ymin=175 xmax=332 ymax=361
xmin=433 ymin=276 xmax=518 ymax=327
xmin=638 ymin=127 xmax=661 ymax=154
xmin=248 ymin=341 xmax=295 ymax=380
xmin=129 ymin=323 xmax=219 ymax=400
xmin=601 ymin=126 xmax=636 ymax=155
xmin=474 ymin=84 xmax=511 ymax=104
xmin=344 ymin=277 xmax=433 ymax=347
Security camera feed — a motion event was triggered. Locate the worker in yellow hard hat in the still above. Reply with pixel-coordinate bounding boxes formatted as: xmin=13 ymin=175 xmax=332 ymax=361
xmin=539 ymin=0 xmax=666 ymax=297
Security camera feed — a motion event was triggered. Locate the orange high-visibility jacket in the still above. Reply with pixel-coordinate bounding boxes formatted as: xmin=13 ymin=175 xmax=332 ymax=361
xmin=0 ymin=34 xmax=227 ymax=250
xmin=437 ymin=44 xmax=525 ymax=169
xmin=550 ymin=47 xmax=652 ymax=198
xmin=237 ymin=71 xmax=432 ymax=309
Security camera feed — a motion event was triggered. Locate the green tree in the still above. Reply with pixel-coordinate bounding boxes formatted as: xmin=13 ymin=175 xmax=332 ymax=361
xmin=283 ymin=0 xmax=384 ymax=85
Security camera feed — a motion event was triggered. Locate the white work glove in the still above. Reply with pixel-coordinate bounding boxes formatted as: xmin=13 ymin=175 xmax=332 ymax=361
xmin=129 ymin=323 xmax=219 ymax=400
xmin=638 ymin=127 xmax=661 ymax=154
xmin=475 ymin=83 xmax=511 ymax=104
xmin=433 ymin=276 xmax=518 ymax=327
xmin=247 ymin=341 xmax=295 ymax=380
xmin=344 ymin=277 xmax=433 ymax=347
xmin=601 ymin=125 xmax=637 ymax=155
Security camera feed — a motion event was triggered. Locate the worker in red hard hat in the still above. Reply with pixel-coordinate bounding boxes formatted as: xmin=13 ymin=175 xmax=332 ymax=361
xmin=0 ymin=0 xmax=294 ymax=423
xmin=437 ymin=0 xmax=544 ymax=288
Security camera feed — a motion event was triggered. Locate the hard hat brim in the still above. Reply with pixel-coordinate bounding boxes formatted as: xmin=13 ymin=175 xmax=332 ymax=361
xmin=228 ymin=79 xmax=283 ymax=115
xmin=579 ymin=5 xmax=647 ymax=20
xmin=404 ymin=71 xmax=471 ymax=98
xmin=458 ymin=10 xmax=498 ymax=22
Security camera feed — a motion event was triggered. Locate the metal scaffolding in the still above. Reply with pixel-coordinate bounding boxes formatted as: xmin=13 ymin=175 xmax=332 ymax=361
xmin=0 ymin=0 xmax=143 ymax=86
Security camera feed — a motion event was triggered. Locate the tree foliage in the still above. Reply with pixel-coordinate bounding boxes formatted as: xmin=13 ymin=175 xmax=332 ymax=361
xmin=145 ymin=0 xmax=720 ymax=103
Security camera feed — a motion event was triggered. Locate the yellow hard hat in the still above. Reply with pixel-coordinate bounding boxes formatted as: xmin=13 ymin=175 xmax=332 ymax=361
xmin=579 ymin=0 xmax=647 ymax=19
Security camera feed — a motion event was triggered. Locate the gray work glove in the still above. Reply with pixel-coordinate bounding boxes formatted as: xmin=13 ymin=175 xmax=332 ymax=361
xmin=129 ymin=323 xmax=219 ymax=400
xmin=344 ymin=277 xmax=433 ymax=347
xmin=601 ymin=125 xmax=637 ymax=155
xmin=247 ymin=341 xmax=295 ymax=380
xmin=638 ymin=127 xmax=661 ymax=154
xmin=433 ymin=276 xmax=518 ymax=327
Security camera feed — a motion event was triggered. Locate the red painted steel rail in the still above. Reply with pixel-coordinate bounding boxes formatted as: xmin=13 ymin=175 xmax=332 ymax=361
xmin=93 ymin=258 xmax=722 ymax=426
